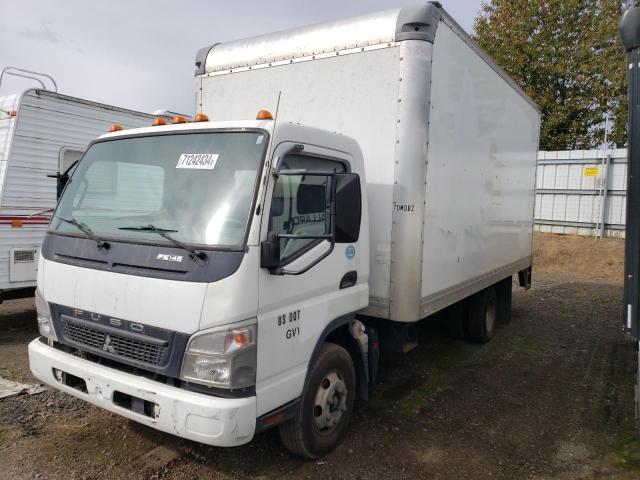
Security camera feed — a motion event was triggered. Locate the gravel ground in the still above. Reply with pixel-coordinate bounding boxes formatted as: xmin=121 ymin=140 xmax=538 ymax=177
xmin=0 ymin=233 xmax=639 ymax=479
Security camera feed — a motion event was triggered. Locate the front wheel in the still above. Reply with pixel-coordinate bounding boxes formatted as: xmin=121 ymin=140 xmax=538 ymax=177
xmin=279 ymin=342 xmax=356 ymax=458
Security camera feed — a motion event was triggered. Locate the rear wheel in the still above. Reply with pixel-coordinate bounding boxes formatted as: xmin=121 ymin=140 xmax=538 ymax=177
xmin=279 ymin=342 xmax=356 ymax=458
xmin=467 ymin=286 xmax=497 ymax=343
xmin=446 ymin=299 xmax=468 ymax=339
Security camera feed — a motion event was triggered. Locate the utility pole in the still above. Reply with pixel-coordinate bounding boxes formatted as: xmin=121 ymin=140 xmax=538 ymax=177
xmin=620 ymin=6 xmax=640 ymax=418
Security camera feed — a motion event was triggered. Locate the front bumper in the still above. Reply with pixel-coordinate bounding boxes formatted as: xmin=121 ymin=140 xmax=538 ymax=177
xmin=28 ymin=338 xmax=256 ymax=447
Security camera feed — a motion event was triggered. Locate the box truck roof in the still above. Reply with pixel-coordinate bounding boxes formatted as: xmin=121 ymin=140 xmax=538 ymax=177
xmin=195 ymin=1 xmax=537 ymax=112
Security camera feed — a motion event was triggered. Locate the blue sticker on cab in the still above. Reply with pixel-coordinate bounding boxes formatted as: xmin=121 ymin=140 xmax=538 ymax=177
xmin=345 ymin=245 xmax=356 ymax=260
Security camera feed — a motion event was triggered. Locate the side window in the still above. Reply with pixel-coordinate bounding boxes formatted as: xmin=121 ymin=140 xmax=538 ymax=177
xmin=269 ymin=154 xmax=346 ymax=261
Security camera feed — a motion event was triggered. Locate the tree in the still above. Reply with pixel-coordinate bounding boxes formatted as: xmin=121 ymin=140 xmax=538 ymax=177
xmin=473 ymin=0 xmax=633 ymax=150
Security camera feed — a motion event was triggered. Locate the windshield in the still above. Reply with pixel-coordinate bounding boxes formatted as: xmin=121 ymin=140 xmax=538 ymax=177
xmin=50 ymin=131 xmax=267 ymax=248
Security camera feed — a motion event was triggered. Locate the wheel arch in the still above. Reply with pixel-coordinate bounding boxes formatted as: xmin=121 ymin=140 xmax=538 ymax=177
xmin=302 ymin=313 xmax=369 ymax=401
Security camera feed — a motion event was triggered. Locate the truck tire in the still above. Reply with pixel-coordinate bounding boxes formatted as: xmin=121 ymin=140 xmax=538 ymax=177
xmin=446 ymin=299 xmax=468 ymax=339
xmin=495 ymin=276 xmax=512 ymax=324
xmin=279 ymin=342 xmax=356 ymax=459
xmin=467 ymin=286 xmax=497 ymax=343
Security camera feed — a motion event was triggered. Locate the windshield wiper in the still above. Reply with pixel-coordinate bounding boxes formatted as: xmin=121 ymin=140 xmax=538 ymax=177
xmin=118 ymin=224 xmax=207 ymax=260
xmin=56 ymin=217 xmax=110 ymax=250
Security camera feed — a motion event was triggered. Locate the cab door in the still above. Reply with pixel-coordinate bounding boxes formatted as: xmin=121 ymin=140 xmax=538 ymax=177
xmin=255 ymin=142 xmax=365 ymax=416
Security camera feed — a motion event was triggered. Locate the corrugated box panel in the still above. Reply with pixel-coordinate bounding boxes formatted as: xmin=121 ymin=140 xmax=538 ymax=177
xmin=0 ymin=94 xmax=20 ymax=187
xmin=0 ymin=224 xmax=45 ymax=288
xmin=535 ymin=149 xmax=627 ymax=237
xmin=2 ymin=89 xmax=156 ymax=211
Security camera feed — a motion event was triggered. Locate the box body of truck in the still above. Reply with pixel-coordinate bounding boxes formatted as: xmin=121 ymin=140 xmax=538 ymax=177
xmin=0 ymin=88 xmax=161 ymax=300
xmin=196 ymin=4 xmax=540 ymax=323
xmin=28 ymin=2 xmax=539 ymax=458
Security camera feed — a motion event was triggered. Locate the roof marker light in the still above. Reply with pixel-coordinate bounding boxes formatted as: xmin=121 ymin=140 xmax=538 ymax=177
xmin=109 ymin=124 xmax=124 ymax=132
xmin=256 ymin=109 xmax=273 ymax=120
xmin=152 ymin=117 xmax=168 ymax=126
xmin=172 ymin=115 xmax=188 ymax=124
xmin=193 ymin=113 xmax=209 ymax=122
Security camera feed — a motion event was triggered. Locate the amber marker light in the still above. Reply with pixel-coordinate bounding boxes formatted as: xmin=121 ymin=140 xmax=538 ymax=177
xmin=256 ymin=109 xmax=273 ymax=120
xmin=234 ymin=332 xmax=249 ymax=347
xmin=172 ymin=115 xmax=188 ymax=124
xmin=11 ymin=219 xmax=23 ymax=228
xmin=152 ymin=117 xmax=168 ymax=126
xmin=193 ymin=113 xmax=209 ymax=122
xmin=109 ymin=124 xmax=124 ymax=132
xmin=9 ymin=111 xmax=17 ymax=117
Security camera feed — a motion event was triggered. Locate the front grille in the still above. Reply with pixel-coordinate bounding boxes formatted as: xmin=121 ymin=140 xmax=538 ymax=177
xmin=60 ymin=317 xmax=167 ymax=366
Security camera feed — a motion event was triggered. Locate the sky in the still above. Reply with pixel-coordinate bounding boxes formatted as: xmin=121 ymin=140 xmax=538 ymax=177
xmin=0 ymin=0 xmax=483 ymax=116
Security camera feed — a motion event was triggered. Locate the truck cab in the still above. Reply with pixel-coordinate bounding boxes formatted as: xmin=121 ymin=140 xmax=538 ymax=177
xmin=29 ymin=114 xmax=369 ymax=457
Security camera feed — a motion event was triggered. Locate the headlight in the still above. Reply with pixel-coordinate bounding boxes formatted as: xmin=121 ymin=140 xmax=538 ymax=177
xmin=35 ymin=289 xmax=57 ymax=341
xmin=181 ymin=319 xmax=257 ymax=389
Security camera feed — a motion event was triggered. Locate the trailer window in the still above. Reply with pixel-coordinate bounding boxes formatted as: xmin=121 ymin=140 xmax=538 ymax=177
xmin=269 ymin=154 xmax=345 ymax=261
xmin=59 ymin=148 xmax=84 ymax=173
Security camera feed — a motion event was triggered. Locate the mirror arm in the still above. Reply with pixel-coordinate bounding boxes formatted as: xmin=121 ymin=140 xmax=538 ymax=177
xmin=47 ymin=159 xmax=80 ymax=200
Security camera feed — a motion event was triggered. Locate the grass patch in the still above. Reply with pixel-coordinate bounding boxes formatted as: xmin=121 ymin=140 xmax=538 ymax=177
xmin=534 ymin=232 xmax=624 ymax=284
xmin=0 ymin=425 xmax=20 ymax=444
xmin=367 ymin=325 xmax=544 ymax=419
xmin=609 ymin=434 xmax=640 ymax=473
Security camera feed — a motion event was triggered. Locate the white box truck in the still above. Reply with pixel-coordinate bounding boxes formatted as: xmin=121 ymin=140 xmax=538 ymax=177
xmin=28 ymin=3 xmax=539 ymax=458
xmin=0 ymin=67 xmax=167 ymax=302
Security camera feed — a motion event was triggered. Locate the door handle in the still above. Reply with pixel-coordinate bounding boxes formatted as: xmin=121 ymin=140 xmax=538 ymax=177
xmin=340 ymin=271 xmax=357 ymax=289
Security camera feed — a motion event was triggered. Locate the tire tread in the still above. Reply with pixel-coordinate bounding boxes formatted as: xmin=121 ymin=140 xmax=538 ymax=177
xmin=279 ymin=342 xmax=355 ymax=459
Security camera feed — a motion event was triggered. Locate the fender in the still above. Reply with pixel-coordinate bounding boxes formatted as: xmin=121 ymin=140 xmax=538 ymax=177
xmin=303 ymin=313 xmax=373 ymax=402
xmin=302 ymin=313 xmax=354 ymax=390
xmin=255 ymin=312 xmax=369 ymax=433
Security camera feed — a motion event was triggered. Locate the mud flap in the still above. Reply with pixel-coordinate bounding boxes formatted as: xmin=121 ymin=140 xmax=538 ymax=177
xmin=518 ymin=266 xmax=532 ymax=290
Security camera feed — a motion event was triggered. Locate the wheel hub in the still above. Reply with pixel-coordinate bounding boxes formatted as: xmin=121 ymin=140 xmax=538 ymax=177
xmin=313 ymin=370 xmax=347 ymax=433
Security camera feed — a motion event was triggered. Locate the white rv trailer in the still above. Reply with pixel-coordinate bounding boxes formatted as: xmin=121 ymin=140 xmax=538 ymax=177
xmin=29 ymin=3 xmax=540 ymax=458
xmin=0 ymin=70 xmax=167 ymax=301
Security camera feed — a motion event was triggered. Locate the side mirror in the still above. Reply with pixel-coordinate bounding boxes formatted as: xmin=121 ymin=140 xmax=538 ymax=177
xmin=260 ymin=231 xmax=281 ymax=269
xmin=335 ymin=173 xmax=361 ymax=243
xmin=47 ymin=159 xmax=79 ymax=201
xmin=47 ymin=172 xmax=69 ymax=200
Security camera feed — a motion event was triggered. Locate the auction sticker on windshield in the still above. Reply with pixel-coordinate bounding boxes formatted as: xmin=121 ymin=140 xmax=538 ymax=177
xmin=176 ymin=153 xmax=219 ymax=169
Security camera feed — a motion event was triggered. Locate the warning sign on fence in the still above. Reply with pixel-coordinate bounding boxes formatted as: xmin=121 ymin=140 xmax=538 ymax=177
xmin=583 ymin=166 xmax=600 ymax=177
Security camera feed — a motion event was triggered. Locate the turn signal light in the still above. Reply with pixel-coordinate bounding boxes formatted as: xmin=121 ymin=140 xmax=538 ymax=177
xmin=109 ymin=124 xmax=124 ymax=132
xmin=152 ymin=117 xmax=168 ymax=126
xmin=234 ymin=332 xmax=249 ymax=347
xmin=172 ymin=115 xmax=188 ymax=124
xmin=193 ymin=113 xmax=209 ymax=122
xmin=256 ymin=109 xmax=273 ymax=120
